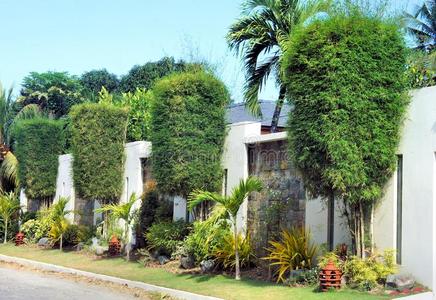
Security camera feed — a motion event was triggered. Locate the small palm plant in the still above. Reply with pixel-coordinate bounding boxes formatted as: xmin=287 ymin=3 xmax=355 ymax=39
xmin=189 ymin=176 xmax=262 ymax=280
xmin=0 ymin=192 xmax=21 ymax=244
xmin=48 ymin=197 xmax=72 ymax=250
xmin=95 ymin=193 xmax=139 ymax=243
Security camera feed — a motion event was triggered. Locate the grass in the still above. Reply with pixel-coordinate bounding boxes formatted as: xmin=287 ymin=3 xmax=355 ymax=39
xmin=0 ymin=243 xmax=390 ymax=300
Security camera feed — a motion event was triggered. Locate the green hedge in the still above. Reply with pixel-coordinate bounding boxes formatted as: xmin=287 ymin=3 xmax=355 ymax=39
xmin=282 ymin=11 xmax=409 ymax=204
xmin=14 ymin=118 xmax=64 ymax=199
xmin=150 ymin=70 xmax=229 ymax=197
xmin=70 ymin=103 xmax=128 ymax=202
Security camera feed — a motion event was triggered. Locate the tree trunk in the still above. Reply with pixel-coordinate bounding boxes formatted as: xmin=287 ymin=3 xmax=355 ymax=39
xmin=3 ymin=219 xmax=8 ymax=244
xmin=270 ymin=86 xmax=286 ymax=133
xmin=370 ymin=204 xmax=374 ymax=255
xmin=234 ymin=221 xmax=241 ymax=280
xmin=60 ymin=234 xmax=63 ymax=251
xmin=355 ymin=205 xmax=361 ymax=256
xmin=327 ymin=191 xmax=335 ymax=251
xmin=360 ymin=202 xmax=365 ymax=258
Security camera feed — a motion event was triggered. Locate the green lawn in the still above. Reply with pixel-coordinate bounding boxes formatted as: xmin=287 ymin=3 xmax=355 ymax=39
xmin=0 ymin=244 xmax=389 ymax=300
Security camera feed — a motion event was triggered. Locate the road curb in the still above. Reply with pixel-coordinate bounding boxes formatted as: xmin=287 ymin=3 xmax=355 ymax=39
xmin=0 ymin=254 xmax=224 ymax=300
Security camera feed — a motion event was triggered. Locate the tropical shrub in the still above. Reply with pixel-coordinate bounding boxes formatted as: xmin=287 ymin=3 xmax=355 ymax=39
xmin=214 ymin=232 xmax=256 ymax=270
xmin=70 ymin=103 xmax=128 ymax=203
xmin=184 ymin=219 xmax=230 ymax=262
xmin=62 ymin=224 xmax=93 ymax=246
xmin=0 ymin=192 xmax=20 ymax=243
xmin=94 ymin=193 xmax=139 ymax=243
xmin=21 ymin=219 xmax=47 ymax=243
xmin=282 ymin=5 xmax=409 ymax=254
xmin=13 ymin=118 xmax=64 ymax=200
xmin=146 ymin=221 xmax=190 ymax=256
xmin=264 ymin=227 xmax=318 ymax=283
xmin=47 ymin=197 xmax=72 ymax=250
xmin=151 ymin=70 xmax=229 ymax=198
xmin=189 ymin=176 xmax=262 ymax=280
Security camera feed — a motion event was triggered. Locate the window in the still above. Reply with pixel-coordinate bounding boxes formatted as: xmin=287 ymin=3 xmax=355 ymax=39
xmin=396 ymin=155 xmax=403 ymax=264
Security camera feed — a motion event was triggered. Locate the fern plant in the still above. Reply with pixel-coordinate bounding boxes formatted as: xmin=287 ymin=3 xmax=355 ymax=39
xmin=263 ymin=227 xmax=318 ymax=283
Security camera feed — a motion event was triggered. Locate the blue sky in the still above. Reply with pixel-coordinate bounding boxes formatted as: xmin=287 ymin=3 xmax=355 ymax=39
xmin=0 ymin=0 xmax=422 ymax=102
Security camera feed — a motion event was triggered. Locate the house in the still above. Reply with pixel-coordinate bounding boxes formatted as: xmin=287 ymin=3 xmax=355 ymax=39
xmin=20 ymin=87 xmax=436 ymax=298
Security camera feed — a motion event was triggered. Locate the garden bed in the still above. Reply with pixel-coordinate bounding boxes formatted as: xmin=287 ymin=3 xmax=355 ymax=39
xmin=0 ymin=243 xmax=391 ymax=300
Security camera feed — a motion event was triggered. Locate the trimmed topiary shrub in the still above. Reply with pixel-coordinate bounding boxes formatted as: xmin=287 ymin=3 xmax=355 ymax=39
xmin=282 ymin=8 xmax=409 ymax=254
xmin=150 ymin=70 xmax=229 ymax=197
xmin=70 ymin=103 xmax=128 ymax=202
xmin=14 ymin=118 xmax=64 ymax=200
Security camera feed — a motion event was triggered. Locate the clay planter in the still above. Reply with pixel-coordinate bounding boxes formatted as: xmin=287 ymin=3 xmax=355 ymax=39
xmin=15 ymin=232 xmax=25 ymax=246
xmin=319 ymin=261 xmax=342 ymax=291
xmin=108 ymin=235 xmax=121 ymax=256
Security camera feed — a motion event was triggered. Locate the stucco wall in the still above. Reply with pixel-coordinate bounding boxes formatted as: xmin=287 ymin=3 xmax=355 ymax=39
xmin=374 ymin=86 xmax=436 ymax=293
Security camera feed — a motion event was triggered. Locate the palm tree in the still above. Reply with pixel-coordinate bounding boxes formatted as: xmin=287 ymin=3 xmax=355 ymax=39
xmin=404 ymin=0 xmax=436 ymax=51
xmin=0 ymin=192 xmax=21 ymax=243
xmin=188 ymin=176 xmax=262 ymax=280
xmin=227 ymin=0 xmax=331 ymax=132
xmin=94 ymin=193 xmax=139 ymax=243
xmin=48 ymin=197 xmax=72 ymax=250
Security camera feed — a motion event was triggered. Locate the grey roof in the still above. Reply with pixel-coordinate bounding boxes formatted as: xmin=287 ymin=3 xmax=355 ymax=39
xmin=226 ymin=100 xmax=290 ymax=127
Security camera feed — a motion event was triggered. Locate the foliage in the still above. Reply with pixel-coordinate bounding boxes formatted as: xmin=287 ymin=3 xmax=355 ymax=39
xmin=189 ymin=176 xmax=262 ymax=280
xmin=214 ymin=232 xmax=255 ymax=270
xmin=80 ymin=69 xmax=119 ymax=97
xmin=227 ymin=0 xmax=331 ymax=130
xmin=94 ymin=193 xmax=139 ymax=243
xmin=98 ymin=87 xmax=152 ymax=142
xmin=119 ymin=57 xmax=189 ymax=92
xmin=46 ymin=197 xmax=72 ymax=250
xmin=404 ymin=0 xmax=436 ymax=51
xmin=21 ymin=218 xmax=49 ymax=243
xmin=13 ymin=118 xmax=64 ymax=200
xmin=145 ymin=220 xmax=190 ymax=256
xmin=343 ymin=250 xmax=396 ymax=291
xmin=0 ymin=192 xmax=20 ymax=243
xmin=263 ymin=227 xmax=318 ymax=283
xmin=70 ymin=103 xmax=128 ymax=202
xmin=282 ymin=6 xmax=409 ymax=254
xmin=407 ymin=49 xmax=436 ymax=88
xmin=138 ymin=189 xmax=172 ymax=247
xmin=317 ymin=251 xmax=344 ymax=270
xmin=184 ymin=219 xmax=230 ymax=262
xmin=288 ymin=267 xmax=320 ymax=286
xmin=151 ymin=70 xmax=229 ymax=197
xmin=18 ymin=71 xmax=84 ymax=118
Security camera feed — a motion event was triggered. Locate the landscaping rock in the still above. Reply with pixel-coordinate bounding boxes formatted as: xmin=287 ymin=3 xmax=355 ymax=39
xmin=75 ymin=242 xmax=85 ymax=251
xmin=180 ymin=255 xmax=195 ymax=269
xmin=94 ymin=245 xmax=106 ymax=256
xmin=158 ymin=255 xmax=170 ymax=265
xmin=386 ymin=274 xmax=415 ymax=291
xmin=200 ymin=259 xmax=215 ymax=273
xmin=37 ymin=238 xmax=50 ymax=247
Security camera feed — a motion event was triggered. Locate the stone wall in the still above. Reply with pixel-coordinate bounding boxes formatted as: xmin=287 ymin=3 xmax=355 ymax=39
xmin=247 ymin=139 xmax=306 ymax=256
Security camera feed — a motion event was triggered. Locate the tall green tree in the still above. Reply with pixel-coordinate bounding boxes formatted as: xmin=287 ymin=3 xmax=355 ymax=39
xmin=80 ymin=69 xmax=119 ymax=98
xmin=119 ymin=57 xmax=189 ymax=93
xmin=282 ymin=7 xmax=409 ymax=255
xmin=18 ymin=71 xmax=84 ymax=118
xmin=404 ymin=0 xmax=436 ymax=51
xmin=227 ymin=0 xmax=331 ymax=132
xmin=189 ymin=176 xmax=262 ymax=280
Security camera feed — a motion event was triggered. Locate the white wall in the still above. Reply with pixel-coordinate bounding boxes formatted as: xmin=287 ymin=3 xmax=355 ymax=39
xmin=222 ymin=121 xmax=261 ymax=233
xmin=53 ymin=154 xmax=75 ymax=222
xmin=374 ymin=86 xmax=436 ymax=294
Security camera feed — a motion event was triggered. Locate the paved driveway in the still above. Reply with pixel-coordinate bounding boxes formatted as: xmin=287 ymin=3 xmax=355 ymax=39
xmin=0 ymin=266 xmax=143 ymax=300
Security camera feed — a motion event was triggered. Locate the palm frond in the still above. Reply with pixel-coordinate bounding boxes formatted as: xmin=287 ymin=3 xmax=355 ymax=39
xmin=0 ymin=152 xmax=18 ymax=188
xmin=188 ymin=190 xmax=226 ymax=211
xmin=227 ymin=176 xmax=263 ymax=217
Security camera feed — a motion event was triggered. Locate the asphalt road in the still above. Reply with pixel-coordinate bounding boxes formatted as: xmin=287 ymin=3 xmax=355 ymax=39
xmin=0 ymin=266 xmax=142 ymax=300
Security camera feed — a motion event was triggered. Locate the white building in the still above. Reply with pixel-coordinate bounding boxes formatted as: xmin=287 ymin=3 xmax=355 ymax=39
xmin=20 ymin=86 xmax=436 ymax=298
